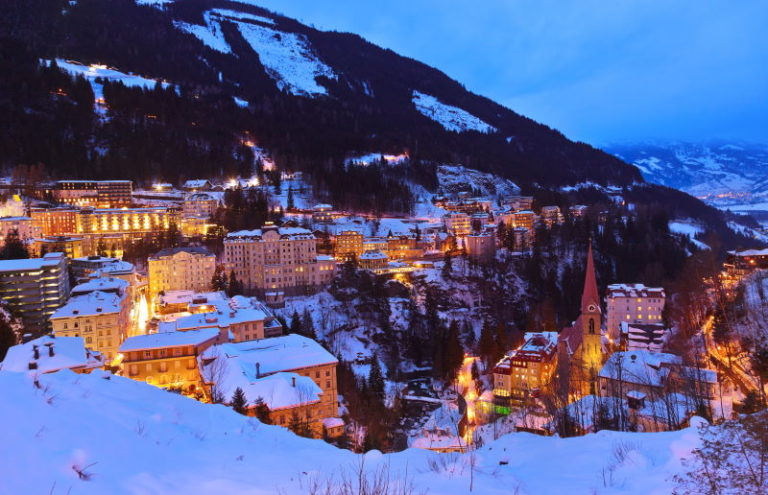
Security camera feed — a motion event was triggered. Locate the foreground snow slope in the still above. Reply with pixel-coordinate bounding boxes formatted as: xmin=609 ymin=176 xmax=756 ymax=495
xmin=0 ymin=370 xmax=701 ymax=494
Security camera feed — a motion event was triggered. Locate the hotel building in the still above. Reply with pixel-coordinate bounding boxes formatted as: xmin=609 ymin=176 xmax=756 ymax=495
xmin=224 ymin=224 xmax=335 ymax=296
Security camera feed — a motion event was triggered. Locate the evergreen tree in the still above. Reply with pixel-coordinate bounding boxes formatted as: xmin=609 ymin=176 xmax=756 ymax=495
xmin=289 ymin=310 xmax=302 ymax=334
xmin=287 ymin=186 xmax=295 ymax=210
xmin=301 ymin=308 xmax=316 ymax=339
xmin=211 ymin=265 xmax=228 ymax=292
xmin=253 ymin=396 xmax=271 ymax=424
xmin=227 ymin=270 xmax=243 ymax=297
xmin=0 ymin=314 xmax=18 ymax=361
xmin=442 ymin=252 xmax=453 ymax=278
xmin=443 ymin=320 xmax=464 ymax=380
xmin=367 ymin=354 xmax=385 ymax=403
xmin=478 ymin=321 xmax=497 ymax=367
xmin=231 ymin=387 xmax=247 ymax=414
xmin=0 ymin=230 xmax=28 ymax=260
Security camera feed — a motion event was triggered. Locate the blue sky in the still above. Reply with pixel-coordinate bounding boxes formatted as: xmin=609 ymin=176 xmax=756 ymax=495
xmin=252 ymin=0 xmax=767 ymax=146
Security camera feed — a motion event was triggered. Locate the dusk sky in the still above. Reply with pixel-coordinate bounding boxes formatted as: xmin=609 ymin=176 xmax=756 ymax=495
xmin=254 ymin=0 xmax=767 ymax=146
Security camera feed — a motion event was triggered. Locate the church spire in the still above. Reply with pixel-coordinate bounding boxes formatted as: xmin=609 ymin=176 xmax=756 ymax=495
xmin=580 ymin=240 xmax=599 ymax=312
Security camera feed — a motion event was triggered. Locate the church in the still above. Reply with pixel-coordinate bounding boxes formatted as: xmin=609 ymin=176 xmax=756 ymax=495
xmin=558 ymin=242 xmax=605 ymax=396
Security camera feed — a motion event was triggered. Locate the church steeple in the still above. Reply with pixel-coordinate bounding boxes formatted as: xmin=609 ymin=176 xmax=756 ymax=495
xmin=580 ymin=240 xmax=603 ymax=376
xmin=580 ymin=240 xmax=600 ymax=314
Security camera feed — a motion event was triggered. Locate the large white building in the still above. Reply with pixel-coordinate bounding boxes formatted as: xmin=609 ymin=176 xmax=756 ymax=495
xmin=224 ymin=224 xmax=335 ymax=296
xmin=605 ymin=283 xmax=666 ymax=343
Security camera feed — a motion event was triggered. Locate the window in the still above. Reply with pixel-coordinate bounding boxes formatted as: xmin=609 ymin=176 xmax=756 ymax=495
xmin=588 ymin=318 xmax=595 ymax=334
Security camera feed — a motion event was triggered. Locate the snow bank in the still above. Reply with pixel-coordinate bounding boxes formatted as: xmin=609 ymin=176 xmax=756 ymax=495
xmin=0 ymin=369 xmax=703 ymax=494
xmin=412 ymin=91 xmax=496 ymax=133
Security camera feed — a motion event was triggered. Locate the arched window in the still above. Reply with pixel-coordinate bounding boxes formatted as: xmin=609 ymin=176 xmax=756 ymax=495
xmin=588 ymin=318 xmax=595 ymax=334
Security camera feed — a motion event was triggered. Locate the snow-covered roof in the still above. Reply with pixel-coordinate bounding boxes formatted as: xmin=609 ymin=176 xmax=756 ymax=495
xmin=598 ymin=350 xmax=681 ymax=387
xmin=225 ymin=226 xmax=315 ymax=240
xmin=71 ymin=277 xmax=129 ymax=296
xmin=224 ymin=371 xmax=322 ymax=411
xmin=172 ymin=307 xmax=267 ymax=331
xmin=0 ymin=216 xmax=33 ymax=222
xmin=159 ymin=290 xmax=227 ymax=306
xmin=730 ymin=248 xmax=768 ymax=257
xmin=183 ymin=180 xmax=211 ymax=188
xmin=518 ymin=332 xmax=558 ymax=353
xmin=0 ymin=253 xmax=65 ymax=273
xmin=202 ymin=334 xmax=337 ymax=377
xmin=119 ymin=328 xmax=221 ymax=352
xmin=0 ymin=336 xmax=103 ymax=374
xmin=360 ymin=249 xmax=387 ymax=260
xmin=94 ymin=260 xmax=134 ymax=274
xmin=51 ymin=291 xmax=123 ymax=319
xmin=607 ymin=283 xmax=665 ymax=298
xmin=150 ymin=246 xmax=214 ymax=259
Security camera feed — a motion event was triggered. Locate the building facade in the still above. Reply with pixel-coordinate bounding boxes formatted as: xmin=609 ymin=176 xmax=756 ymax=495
xmin=0 ymin=216 xmax=41 ymax=245
xmin=0 ymin=253 xmax=69 ymax=335
xmin=224 ymin=225 xmax=335 ymax=296
xmin=51 ymin=290 xmax=130 ymax=362
xmin=334 ymin=230 xmax=364 ymax=262
xmin=29 ymin=207 xmax=79 ymax=237
xmin=493 ymin=332 xmax=558 ymax=402
xmin=148 ymin=246 xmax=216 ymax=299
xmin=54 ymin=180 xmax=132 ymax=208
xmin=465 ymin=233 xmax=496 ymax=262
xmin=119 ymin=328 xmax=225 ymax=395
xmin=605 ymin=284 xmax=665 ymax=343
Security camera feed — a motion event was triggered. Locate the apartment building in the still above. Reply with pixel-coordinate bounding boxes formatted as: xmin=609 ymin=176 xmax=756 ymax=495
xmin=50 ymin=289 xmax=130 ymax=361
xmin=54 ymin=180 xmax=133 ymax=208
xmin=493 ymin=332 xmax=558 ymax=402
xmin=0 ymin=253 xmax=69 ymax=335
xmin=199 ymin=334 xmax=341 ymax=437
xmin=182 ymin=192 xmax=220 ymax=218
xmin=511 ymin=211 xmax=534 ymax=230
xmin=334 ymin=230 xmax=363 ymax=262
xmin=224 ymin=224 xmax=335 ymax=296
xmin=148 ymin=246 xmax=216 ymax=299
xmin=605 ymin=284 xmax=666 ymax=342
xmin=443 ymin=212 xmax=471 ymax=237
xmin=29 ymin=207 xmax=79 ymax=237
xmin=119 ymin=328 xmax=225 ymax=395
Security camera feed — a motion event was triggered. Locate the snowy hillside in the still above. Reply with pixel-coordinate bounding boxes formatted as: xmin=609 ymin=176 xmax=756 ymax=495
xmin=605 ymin=141 xmax=768 ymax=207
xmin=52 ymin=59 xmax=176 ymax=102
xmin=0 ymin=369 xmax=705 ymax=495
xmin=412 ymin=91 xmax=496 ymax=133
xmin=175 ymin=6 xmax=336 ymax=96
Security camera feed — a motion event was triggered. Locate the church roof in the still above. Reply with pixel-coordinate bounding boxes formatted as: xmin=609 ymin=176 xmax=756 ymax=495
xmin=580 ymin=241 xmax=600 ymax=312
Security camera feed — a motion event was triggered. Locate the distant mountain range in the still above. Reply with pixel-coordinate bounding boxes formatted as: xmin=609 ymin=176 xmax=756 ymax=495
xmin=604 ymin=141 xmax=768 ymax=207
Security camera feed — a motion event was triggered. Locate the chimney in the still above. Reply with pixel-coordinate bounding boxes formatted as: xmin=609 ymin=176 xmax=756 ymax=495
xmin=291 ymin=376 xmax=296 ymax=387
xmin=47 ymin=343 xmax=54 ymax=357
xmin=255 ymin=362 xmax=261 ymax=379
xmin=33 ymin=345 xmax=39 ymax=360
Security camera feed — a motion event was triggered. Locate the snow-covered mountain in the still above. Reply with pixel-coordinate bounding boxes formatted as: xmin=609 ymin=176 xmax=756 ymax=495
xmin=605 ymin=141 xmax=768 ymax=206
